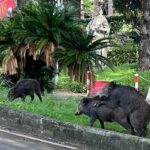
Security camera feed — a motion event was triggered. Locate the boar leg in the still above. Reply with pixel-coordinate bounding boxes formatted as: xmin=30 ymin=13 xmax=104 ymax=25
xmin=130 ymin=110 xmax=148 ymax=137
xmin=21 ymin=96 xmax=26 ymax=102
xmin=20 ymin=94 xmax=26 ymax=102
xmin=117 ymin=118 xmax=135 ymax=135
xmin=136 ymin=127 xmax=147 ymax=137
xmin=30 ymin=94 xmax=35 ymax=102
xmin=35 ymin=92 xmax=42 ymax=102
xmin=99 ymin=120 xmax=104 ymax=129
xmin=89 ymin=117 xmax=96 ymax=127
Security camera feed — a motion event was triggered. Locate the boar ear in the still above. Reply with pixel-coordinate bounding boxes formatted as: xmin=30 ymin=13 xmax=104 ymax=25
xmin=93 ymin=95 xmax=99 ymax=100
xmin=108 ymin=81 xmax=116 ymax=90
xmin=100 ymin=96 xmax=107 ymax=101
xmin=82 ymin=98 xmax=90 ymax=105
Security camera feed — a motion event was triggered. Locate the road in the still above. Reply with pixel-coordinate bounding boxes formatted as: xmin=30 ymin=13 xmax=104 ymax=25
xmin=0 ymin=129 xmax=78 ymax=150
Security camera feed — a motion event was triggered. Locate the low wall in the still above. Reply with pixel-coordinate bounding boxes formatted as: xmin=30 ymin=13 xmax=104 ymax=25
xmin=0 ymin=106 xmax=150 ymax=150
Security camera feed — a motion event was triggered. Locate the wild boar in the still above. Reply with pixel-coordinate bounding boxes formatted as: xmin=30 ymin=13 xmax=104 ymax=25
xmin=7 ymin=79 xmax=42 ymax=102
xmin=95 ymin=81 xmax=150 ymax=137
xmin=75 ymin=97 xmax=134 ymax=134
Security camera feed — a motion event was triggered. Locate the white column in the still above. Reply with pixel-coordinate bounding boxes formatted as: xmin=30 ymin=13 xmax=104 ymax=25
xmin=80 ymin=0 xmax=84 ymax=19
xmin=54 ymin=61 xmax=59 ymax=86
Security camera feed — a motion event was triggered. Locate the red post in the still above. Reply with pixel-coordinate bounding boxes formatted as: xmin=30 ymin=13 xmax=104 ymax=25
xmin=86 ymin=71 xmax=92 ymax=96
xmin=134 ymin=74 xmax=139 ymax=91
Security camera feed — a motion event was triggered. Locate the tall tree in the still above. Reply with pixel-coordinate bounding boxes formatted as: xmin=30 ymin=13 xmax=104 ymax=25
xmin=113 ymin=0 xmax=141 ymax=29
xmin=139 ymin=0 xmax=150 ymax=70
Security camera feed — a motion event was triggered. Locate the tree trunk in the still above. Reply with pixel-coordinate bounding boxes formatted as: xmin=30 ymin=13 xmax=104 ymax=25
xmin=139 ymin=0 xmax=150 ymax=70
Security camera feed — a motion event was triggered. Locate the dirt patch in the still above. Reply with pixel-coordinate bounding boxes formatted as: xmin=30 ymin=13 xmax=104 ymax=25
xmin=52 ymin=90 xmax=87 ymax=100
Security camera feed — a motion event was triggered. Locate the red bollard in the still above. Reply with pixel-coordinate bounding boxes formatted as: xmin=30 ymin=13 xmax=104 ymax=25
xmin=86 ymin=71 xmax=92 ymax=96
xmin=134 ymin=74 xmax=139 ymax=91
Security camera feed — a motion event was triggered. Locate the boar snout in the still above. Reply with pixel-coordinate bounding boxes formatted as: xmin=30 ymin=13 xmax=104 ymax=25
xmin=75 ymin=111 xmax=81 ymax=115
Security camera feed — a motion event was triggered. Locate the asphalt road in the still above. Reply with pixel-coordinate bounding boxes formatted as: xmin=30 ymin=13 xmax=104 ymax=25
xmin=0 ymin=129 xmax=78 ymax=150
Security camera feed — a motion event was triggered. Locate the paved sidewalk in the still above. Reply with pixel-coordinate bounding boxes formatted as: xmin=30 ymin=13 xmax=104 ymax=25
xmin=52 ymin=90 xmax=86 ymax=100
xmin=0 ymin=129 xmax=78 ymax=150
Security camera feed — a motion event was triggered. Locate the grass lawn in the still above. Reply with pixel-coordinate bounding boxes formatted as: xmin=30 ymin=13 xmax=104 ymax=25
xmin=0 ymin=87 xmax=129 ymax=135
xmin=96 ymin=63 xmax=150 ymax=96
xmin=1 ymin=63 xmax=150 ymax=138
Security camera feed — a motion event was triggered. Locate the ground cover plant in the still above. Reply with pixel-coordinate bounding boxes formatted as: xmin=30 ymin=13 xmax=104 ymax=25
xmin=0 ymin=87 xmax=132 ymax=135
xmin=58 ymin=63 xmax=150 ymax=96
xmin=0 ymin=63 xmax=150 ymax=137
xmin=95 ymin=63 xmax=150 ymax=96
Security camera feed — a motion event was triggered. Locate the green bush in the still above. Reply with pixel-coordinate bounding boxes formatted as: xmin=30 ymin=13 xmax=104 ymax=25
xmin=56 ymin=73 xmax=86 ymax=93
xmin=107 ymin=15 xmax=125 ymax=34
xmin=22 ymin=65 xmax=56 ymax=93
xmin=66 ymin=81 xmax=86 ymax=93
xmin=108 ymin=38 xmax=139 ymax=66
xmin=57 ymin=80 xmax=86 ymax=93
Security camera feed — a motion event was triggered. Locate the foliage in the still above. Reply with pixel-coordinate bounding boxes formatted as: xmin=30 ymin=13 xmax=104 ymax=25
xmin=83 ymin=0 xmax=91 ymax=9
xmin=0 ymin=88 xmax=128 ymax=134
xmin=107 ymin=15 xmax=126 ymax=34
xmin=0 ymin=82 xmax=150 ymax=136
xmin=56 ymin=72 xmax=86 ymax=93
xmin=0 ymin=74 xmax=15 ymax=87
xmin=22 ymin=65 xmax=56 ymax=93
xmin=0 ymin=1 xmax=77 ymax=75
xmin=1 ymin=0 xmax=114 ymax=87
xmin=0 ymin=19 xmax=19 ymax=72
xmin=0 ymin=0 xmax=80 ymax=93
xmin=113 ymin=0 xmax=142 ymax=28
xmin=95 ymin=64 xmax=136 ymax=85
xmin=83 ymin=0 xmax=94 ymax=18
xmin=108 ymin=38 xmax=139 ymax=66
xmin=1 ymin=64 xmax=150 ymax=136
xmin=95 ymin=63 xmax=150 ymax=96
xmin=38 ymin=66 xmax=56 ymax=93
xmin=54 ymin=28 xmax=114 ymax=83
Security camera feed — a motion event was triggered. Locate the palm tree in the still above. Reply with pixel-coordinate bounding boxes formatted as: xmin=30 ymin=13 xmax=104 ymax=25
xmin=1 ymin=1 xmax=76 ymax=75
xmin=0 ymin=18 xmax=19 ymax=74
xmin=54 ymin=28 xmax=113 ymax=83
xmin=0 ymin=1 xmax=113 ymax=86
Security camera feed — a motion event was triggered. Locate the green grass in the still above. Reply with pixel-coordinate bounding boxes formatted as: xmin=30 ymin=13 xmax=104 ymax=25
xmin=95 ymin=64 xmax=136 ymax=85
xmin=96 ymin=63 xmax=150 ymax=96
xmin=58 ymin=63 xmax=150 ymax=95
xmin=1 ymin=63 xmax=150 ymax=138
xmin=0 ymin=87 xmax=130 ymax=134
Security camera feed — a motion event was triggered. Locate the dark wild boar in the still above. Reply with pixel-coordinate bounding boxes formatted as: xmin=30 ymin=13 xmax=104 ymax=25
xmin=75 ymin=97 xmax=134 ymax=134
xmin=7 ymin=79 xmax=42 ymax=102
xmin=96 ymin=81 xmax=150 ymax=137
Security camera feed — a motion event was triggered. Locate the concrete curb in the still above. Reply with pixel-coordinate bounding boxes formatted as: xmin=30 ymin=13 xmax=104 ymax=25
xmin=0 ymin=106 xmax=150 ymax=150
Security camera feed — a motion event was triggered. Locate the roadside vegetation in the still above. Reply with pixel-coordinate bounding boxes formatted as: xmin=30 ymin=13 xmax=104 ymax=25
xmin=0 ymin=0 xmax=150 ymax=139
xmin=58 ymin=63 xmax=150 ymax=96
xmin=1 ymin=63 xmax=150 ymax=138
xmin=0 ymin=86 xmax=135 ymax=135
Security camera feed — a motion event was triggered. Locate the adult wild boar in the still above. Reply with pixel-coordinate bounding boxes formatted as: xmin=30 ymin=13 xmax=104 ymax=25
xmin=96 ymin=81 xmax=150 ymax=137
xmin=7 ymin=79 xmax=42 ymax=102
xmin=75 ymin=97 xmax=134 ymax=134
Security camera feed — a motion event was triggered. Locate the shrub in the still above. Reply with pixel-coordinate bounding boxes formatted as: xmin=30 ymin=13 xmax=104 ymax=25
xmin=108 ymin=38 xmax=139 ymax=66
xmin=66 ymin=81 xmax=86 ymax=93
xmin=56 ymin=73 xmax=86 ymax=93
xmin=22 ymin=65 xmax=56 ymax=93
